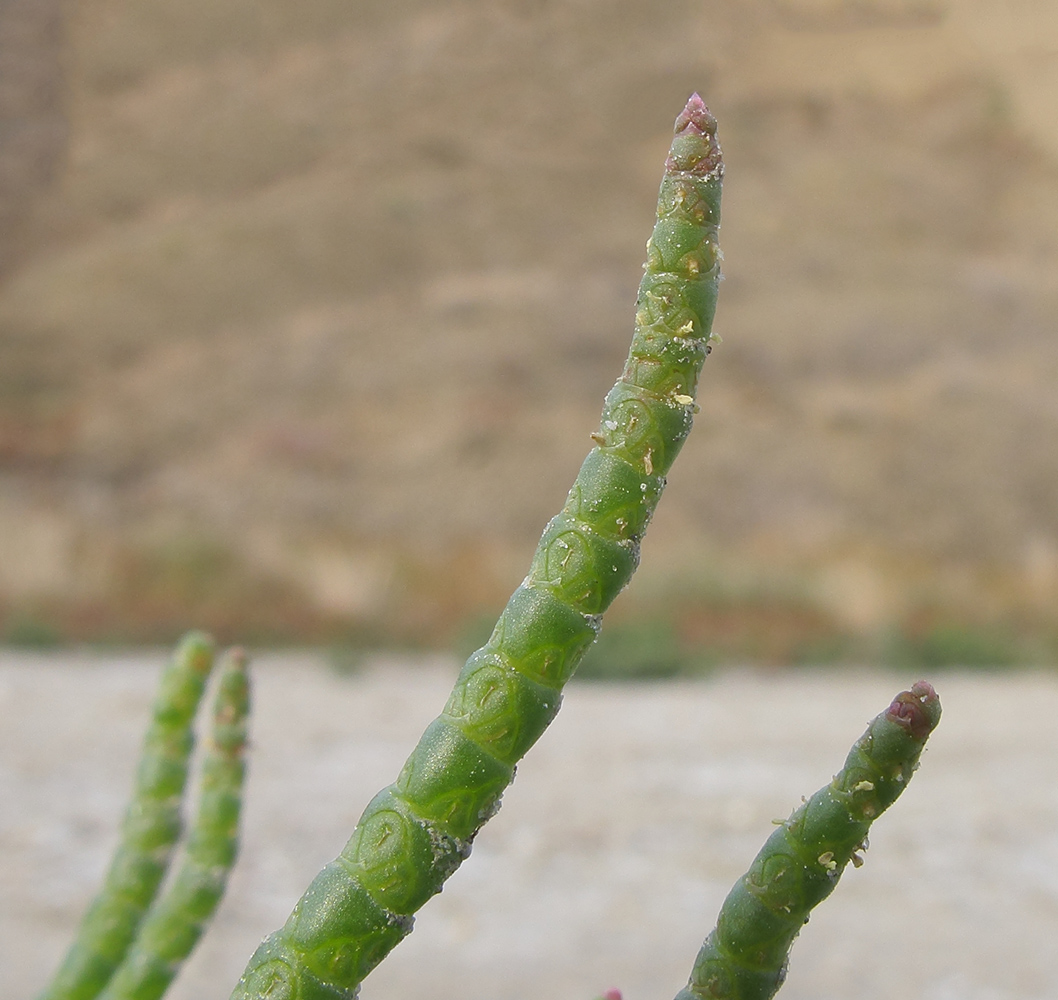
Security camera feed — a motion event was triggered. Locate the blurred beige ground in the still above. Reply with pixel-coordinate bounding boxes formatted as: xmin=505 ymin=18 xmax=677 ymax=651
xmin=4 ymin=650 xmax=1058 ymax=1000
xmin=1 ymin=0 xmax=1057 ymax=644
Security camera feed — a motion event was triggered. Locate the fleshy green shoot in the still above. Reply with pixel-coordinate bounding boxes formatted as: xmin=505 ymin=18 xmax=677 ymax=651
xmin=98 ymin=648 xmax=251 ymax=1000
xmin=37 ymin=633 xmax=217 ymax=1000
xmin=674 ymin=682 xmax=941 ymax=1000
xmin=36 ymin=635 xmax=250 ymax=1000
xmin=229 ymin=93 xmax=724 ymax=1000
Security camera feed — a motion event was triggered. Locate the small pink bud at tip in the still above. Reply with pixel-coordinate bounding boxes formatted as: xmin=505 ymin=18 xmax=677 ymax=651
xmin=602 ymin=990 xmax=623 ymax=1000
xmin=887 ymin=681 xmax=940 ymax=740
xmin=910 ymin=679 xmax=937 ymax=702
xmin=674 ymin=93 xmax=717 ymax=137
xmin=667 ymin=94 xmax=723 ymax=179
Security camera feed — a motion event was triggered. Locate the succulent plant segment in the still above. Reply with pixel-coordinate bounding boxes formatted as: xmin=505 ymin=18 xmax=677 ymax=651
xmin=230 ymin=93 xmax=725 ymax=1000
xmin=98 ymin=648 xmax=251 ymax=1000
xmin=37 ymin=633 xmax=216 ymax=1000
xmin=674 ymin=682 xmax=941 ymax=1000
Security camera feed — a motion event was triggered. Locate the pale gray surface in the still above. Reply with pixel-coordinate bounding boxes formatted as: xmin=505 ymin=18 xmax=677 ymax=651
xmin=3 ymin=651 xmax=1057 ymax=1000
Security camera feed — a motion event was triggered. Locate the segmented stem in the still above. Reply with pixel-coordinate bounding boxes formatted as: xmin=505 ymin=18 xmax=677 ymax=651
xmin=230 ymin=94 xmax=724 ymax=1000
xmin=674 ymin=682 xmax=942 ymax=1000
xmin=99 ymin=648 xmax=251 ymax=1000
xmin=38 ymin=633 xmax=216 ymax=1000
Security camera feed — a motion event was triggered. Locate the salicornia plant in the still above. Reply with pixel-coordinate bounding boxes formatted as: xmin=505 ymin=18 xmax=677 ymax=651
xmin=37 ymin=636 xmax=250 ymax=1000
xmin=674 ymin=681 xmax=941 ymax=1000
xmin=229 ymin=91 xmax=724 ymax=1000
xmin=98 ymin=649 xmax=249 ymax=1000
xmin=34 ymin=96 xmax=942 ymax=1000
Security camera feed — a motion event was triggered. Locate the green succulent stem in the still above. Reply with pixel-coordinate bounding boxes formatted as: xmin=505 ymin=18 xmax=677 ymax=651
xmin=37 ymin=633 xmax=216 ymax=1000
xmin=674 ymin=681 xmax=941 ymax=1000
xmin=230 ymin=93 xmax=724 ymax=1000
xmin=98 ymin=648 xmax=251 ymax=1000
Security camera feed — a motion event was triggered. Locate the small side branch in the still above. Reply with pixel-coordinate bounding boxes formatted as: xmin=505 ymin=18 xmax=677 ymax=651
xmin=37 ymin=633 xmax=216 ymax=1000
xmin=675 ymin=682 xmax=941 ymax=1000
xmin=99 ymin=648 xmax=251 ymax=1000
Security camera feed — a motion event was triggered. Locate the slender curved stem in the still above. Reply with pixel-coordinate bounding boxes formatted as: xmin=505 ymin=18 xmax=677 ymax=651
xmin=37 ymin=633 xmax=215 ymax=1000
xmin=98 ymin=648 xmax=251 ymax=1000
xmin=230 ymin=93 xmax=725 ymax=1000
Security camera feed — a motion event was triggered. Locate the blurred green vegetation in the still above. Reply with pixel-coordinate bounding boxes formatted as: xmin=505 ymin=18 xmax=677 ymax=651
xmin=3 ymin=613 xmax=64 ymax=649
xmin=448 ymin=594 xmax=1053 ymax=679
xmin=4 ymin=583 xmax=1053 ymax=675
xmin=880 ymin=622 xmax=1023 ymax=670
xmin=576 ymin=621 xmax=697 ymax=680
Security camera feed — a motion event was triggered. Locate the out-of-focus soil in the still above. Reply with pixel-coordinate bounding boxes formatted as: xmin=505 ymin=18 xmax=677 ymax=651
xmin=4 ymin=651 xmax=1058 ymax=1000
xmin=1 ymin=1 xmax=1058 ymax=641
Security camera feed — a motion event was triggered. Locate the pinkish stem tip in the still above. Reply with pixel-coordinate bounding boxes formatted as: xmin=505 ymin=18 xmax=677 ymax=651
xmin=674 ymin=93 xmax=717 ymax=136
xmin=887 ymin=681 xmax=941 ymax=741
xmin=666 ymin=93 xmax=723 ymax=179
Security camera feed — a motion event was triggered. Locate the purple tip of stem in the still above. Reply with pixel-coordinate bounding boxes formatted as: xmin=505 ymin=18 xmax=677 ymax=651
xmin=601 ymin=990 xmax=623 ymax=1000
xmin=886 ymin=681 xmax=941 ymax=741
xmin=666 ymin=93 xmax=723 ymax=178
xmin=674 ymin=93 xmax=717 ymax=137
xmin=910 ymin=679 xmax=937 ymax=702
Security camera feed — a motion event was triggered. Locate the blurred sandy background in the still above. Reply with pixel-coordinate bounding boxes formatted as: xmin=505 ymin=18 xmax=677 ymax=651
xmin=1 ymin=0 xmax=1057 ymax=659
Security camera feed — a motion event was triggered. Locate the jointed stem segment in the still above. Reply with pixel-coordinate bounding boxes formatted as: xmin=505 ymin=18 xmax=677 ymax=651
xmin=37 ymin=633 xmax=216 ymax=1000
xmin=99 ymin=648 xmax=251 ymax=1000
xmin=674 ymin=682 xmax=942 ymax=1000
xmin=230 ymin=94 xmax=724 ymax=1000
